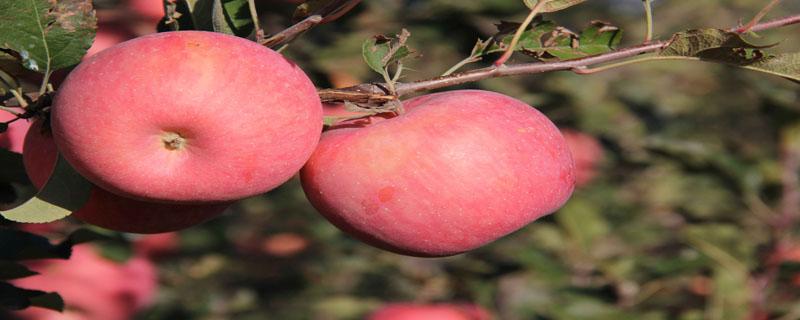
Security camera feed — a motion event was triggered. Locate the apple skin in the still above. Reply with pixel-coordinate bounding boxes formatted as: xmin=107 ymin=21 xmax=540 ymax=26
xmin=12 ymin=245 xmax=157 ymax=320
xmin=560 ymin=129 xmax=603 ymax=187
xmin=51 ymin=31 xmax=322 ymax=204
xmin=301 ymin=90 xmax=575 ymax=257
xmin=24 ymin=120 xmax=231 ymax=233
xmin=368 ymin=303 xmax=491 ymax=320
xmin=0 ymin=111 xmax=31 ymax=154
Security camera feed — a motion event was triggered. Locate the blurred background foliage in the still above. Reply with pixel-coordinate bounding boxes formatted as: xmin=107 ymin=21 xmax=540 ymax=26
xmin=3 ymin=0 xmax=800 ymax=319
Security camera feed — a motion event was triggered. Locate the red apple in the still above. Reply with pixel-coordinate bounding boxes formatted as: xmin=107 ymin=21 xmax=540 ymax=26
xmin=51 ymin=31 xmax=322 ymax=204
xmin=261 ymin=232 xmax=309 ymax=257
xmin=23 ymin=120 xmax=231 ymax=233
xmin=85 ymin=26 xmax=135 ymax=58
xmin=12 ymin=245 xmax=157 ymax=320
xmin=134 ymin=232 xmax=180 ymax=258
xmin=368 ymin=303 xmax=491 ymax=320
xmin=301 ymin=90 xmax=575 ymax=257
xmin=560 ymin=129 xmax=603 ymax=187
xmin=0 ymin=110 xmax=31 ymax=154
xmin=128 ymin=0 xmax=164 ymax=23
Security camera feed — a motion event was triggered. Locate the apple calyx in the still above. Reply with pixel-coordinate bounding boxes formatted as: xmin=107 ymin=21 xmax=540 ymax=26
xmin=161 ymin=132 xmax=187 ymax=151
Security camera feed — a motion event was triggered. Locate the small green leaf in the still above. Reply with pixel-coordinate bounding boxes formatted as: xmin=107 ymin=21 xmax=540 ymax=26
xmin=0 ymin=261 xmax=38 ymax=280
xmin=523 ymin=0 xmax=586 ymax=13
xmin=0 ymin=282 xmax=63 ymax=311
xmin=0 ymin=0 xmax=97 ymax=73
xmin=491 ymin=20 xmax=622 ymax=61
xmin=211 ymin=0 xmax=254 ymax=37
xmin=361 ymin=30 xmax=413 ymax=75
xmin=1 ymin=155 xmax=92 ymax=224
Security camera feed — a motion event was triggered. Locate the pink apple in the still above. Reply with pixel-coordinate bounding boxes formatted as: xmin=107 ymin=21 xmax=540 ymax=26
xmin=12 ymin=245 xmax=157 ymax=320
xmin=51 ymin=31 xmax=322 ymax=204
xmin=23 ymin=120 xmax=231 ymax=233
xmin=85 ymin=26 xmax=135 ymax=58
xmin=560 ymin=129 xmax=603 ymax=187
xmin=128 ymin=0 xmax=164 ymax=23
xmin=0 ymin=110 xmax=31 ymax=154
xmin=368 ymin=303 xmax=492 ymax=320
xmin=134 ymin=232 xmax=180 ymax=258
xmin=301 ymin=90 xmax=575 ymax=257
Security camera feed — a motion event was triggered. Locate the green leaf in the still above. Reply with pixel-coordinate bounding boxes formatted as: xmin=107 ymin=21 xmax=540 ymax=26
xmin=0 ymin=149 xmax=32 ymax=185
xmin=1 ymin=154 xmax=92 ymax=223
xmin=523 ymin=0 xmax=586 ymax=13
xmin=660 ymin=29 xmax=773 ymax=58
xmin=180 ymin=0 xmax=215 ymax=31
xmin=740 ymin=52 xmax=800 ymax=83
xmin=492 ymin=20 xmax=622 ymax=61
xmin=361 ymin=30 xmax=412 ymax=75
xmin=293 ymin=0 xmax=362 ymax=24
xmin=28 ymin=292 xmax=64 ymax=312
xmin=0 ymin=261 xmax=38 ymax=280
xmin=555 ymin=197 xmax=610 ymax=254
xmin=211 ymin=0 xmax=254 ymax=38
xmin=0 ymin=0 xmax=97 ymax=73
xmin=0 ymin=282 xmax=63 ymax=311
xmin=661 ymin=29 xmax=798 ymax=82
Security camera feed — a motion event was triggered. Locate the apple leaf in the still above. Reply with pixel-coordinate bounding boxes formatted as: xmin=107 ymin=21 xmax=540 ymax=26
xmin=0 ymin=282 xmax=63 ymax=312
xmin=211 ymin=0 xmax=254 ymax=38
xmin=739 ymin=52 xmax=800 ymax=83
xmin=0 ymin=261 xmax=37 ymax=280
xmin=660 ymin=29 xmax=774 ymax=58
xmin=362 ymin=29 xmax=413 ymax=75
xmin=179 ymin=0 xmax=215 ymax=31
xmin=0 ymin=155 xmax=92 ymax=224
xmin=0 ymin=0 xmax=96 ymax=73
xmin=490 ymin=20 xmax=622 ymax=61
xmin=523 ymin=0 xmax=586 ymax=13
xmin=0 ymin=149 xmax=31 ymax=185
xmin=660 ymin=29 xmax=798 ymax=82
xmin=0 ymin=228 xmax=70 ymax=260
xmin=293 ymin=0 xmax=362 ymax=24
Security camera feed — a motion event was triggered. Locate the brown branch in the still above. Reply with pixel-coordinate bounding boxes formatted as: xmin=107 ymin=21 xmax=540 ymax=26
xmin=319 ymin=14 xmax=800 ymax=103
xmin=260 ymin=15 xmax=323 ymax=48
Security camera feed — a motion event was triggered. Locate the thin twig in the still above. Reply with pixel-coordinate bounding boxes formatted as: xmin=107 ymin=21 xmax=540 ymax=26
xmin=738 ymin=0 xmax=783 ymax=33
xmin=745 ymin=14 xmax=800 ymax=32
xmin=9 ymin=89 xmax=28 ymax=108
xmin=572 ymin=56 xmax=700 ymax=74
xmin=260 ymin=15 xmax=324 ymax=48
xmin=442 ymin=56 xmax=481 ymax=77
xmin=318 ymin=14 xmax=800 ymax=102
xmin=643 ymin=0 xmax=654 ymax=42
xmin=494 ymin=0 xmax=547 ymax=66
xmin=247 ymin=0 xmax=264 ymax=42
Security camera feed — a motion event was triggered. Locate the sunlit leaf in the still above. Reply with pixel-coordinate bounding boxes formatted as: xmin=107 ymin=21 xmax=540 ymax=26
xmin=1 ymin=155 xmax=91 ymax=223
xmin=0 ymin=0 xmax=96 ymax=73
xmin=523 ymin=0 xmax=586 ymax=13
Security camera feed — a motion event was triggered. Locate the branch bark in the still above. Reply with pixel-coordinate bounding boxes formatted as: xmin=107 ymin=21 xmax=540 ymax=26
xmin=319 ymin=14 xmax=800 ymax=103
